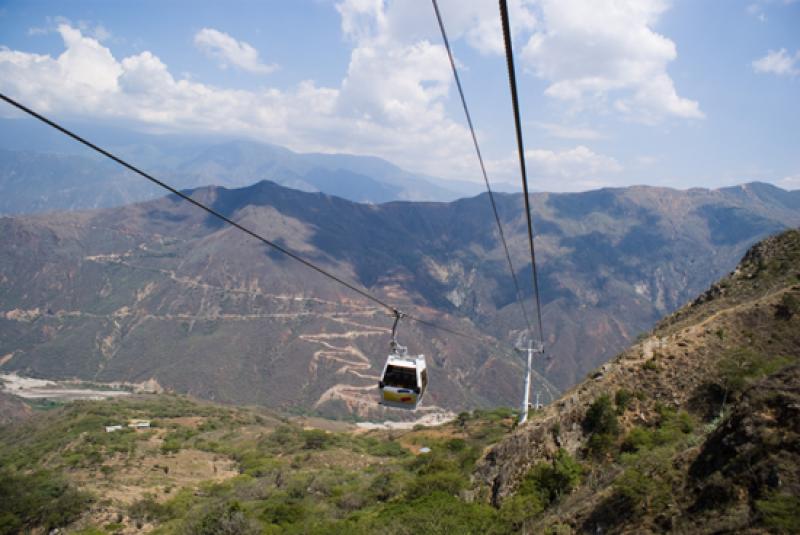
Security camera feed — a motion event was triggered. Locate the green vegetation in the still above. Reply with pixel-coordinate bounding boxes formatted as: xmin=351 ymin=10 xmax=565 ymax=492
xmin=718 ymin=348 xmax=794 ymax=396
xmin=755 ymin=493 xmax=800 ymax=533
xmin=499 ymin=449 xmax=583 ymax=531
xmin=582 ymin=394 xmax=620 ymax=458
xmin=0 ymin=467 xmax=92 ymax=534
xmin=519 ymin=449 xmax=583 ymax=505
xmin=614 ymin=388 xmax=633 ymax=414
xmin=0 ymin=395 xmax=521 ymax=534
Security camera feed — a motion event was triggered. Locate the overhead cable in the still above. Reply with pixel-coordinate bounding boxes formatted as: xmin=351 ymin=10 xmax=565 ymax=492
xmin=498 ymin=0 xmax=546 ymax=345
xmin=431 ymin=0 xmax=533 ymax=336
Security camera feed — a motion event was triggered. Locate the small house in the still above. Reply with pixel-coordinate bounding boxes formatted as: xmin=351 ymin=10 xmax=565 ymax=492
xmin=128 ymin=420 xmax=151 ymax=429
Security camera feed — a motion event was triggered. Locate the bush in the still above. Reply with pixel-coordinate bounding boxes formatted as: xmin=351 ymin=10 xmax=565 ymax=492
xmin=518 ymin=449 xmax=582 ymax=505
xmin=365 ymin=491 xmax=504 ymax=535
xmin=406 ymin=471 xmax=466 ymax=498
xmin=446 ymin=438 xmax=467 ymax=452
xmin=302 ymin=429 xmax=335 ymax=450
xmin=774 ymin=292 xmax=799 ymax=320
xmin=614 ymin=446 xmax=676 ymax=518
xmin=368 ymin=471 xmax=410 ymax=503
xmin=718 ymin=348 xmax=793 ymax=395
xmin=499 ymin=492 xmax=544 ymax=531
xmin=261 ymin=495 xmax=306 ymax=527
xmin=583 ymin=395 xmax=619 ymax=436
xmin=643 ymin=359 xmax=660 ymax=371
xmin=128 ymin=494 xmax=173 ymax=524
xmin=0 ymin=467 xmax=92 ymax=534
xmin=621 ymin=409 xmax=694 ymax=453
xmin=185 ymin=500 xmax=260 ymax=535
xmin=614 ymin=389 xmax=633 ymax=414
xmin=583 ymin=395 xmax=620 ymax=458
xmin=756 ymin=492 xmax=800 ymax=533
xmin=364 ymin=438 xmax=408 ymax=457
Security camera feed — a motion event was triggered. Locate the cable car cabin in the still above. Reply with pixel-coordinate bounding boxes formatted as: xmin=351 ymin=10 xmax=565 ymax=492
xmin=379 ymin=354 xmax=427 ymax=410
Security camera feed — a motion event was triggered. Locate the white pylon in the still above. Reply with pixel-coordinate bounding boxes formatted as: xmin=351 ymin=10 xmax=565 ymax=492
xmin=519 ymin=340 xmax=544 ymax=425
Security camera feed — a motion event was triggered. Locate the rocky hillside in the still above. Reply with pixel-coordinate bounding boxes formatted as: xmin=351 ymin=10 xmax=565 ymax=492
xmin=472 ymin=229 xmax=800 ymax=533
xmin=1 ymin=180 xmax=798 ymax=418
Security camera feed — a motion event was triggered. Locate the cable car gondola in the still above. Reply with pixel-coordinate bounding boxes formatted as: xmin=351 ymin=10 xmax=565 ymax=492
xmin=379 ymin=312 xmax=427 ymax=410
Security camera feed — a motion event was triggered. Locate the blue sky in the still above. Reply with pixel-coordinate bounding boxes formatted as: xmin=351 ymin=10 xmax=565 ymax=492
xmin=0 ymin=0 xmax=798 ymax=192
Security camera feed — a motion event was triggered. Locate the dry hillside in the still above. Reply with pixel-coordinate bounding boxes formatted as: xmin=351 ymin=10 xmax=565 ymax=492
xmin=472 ymin=228 xmax=800 ymax=533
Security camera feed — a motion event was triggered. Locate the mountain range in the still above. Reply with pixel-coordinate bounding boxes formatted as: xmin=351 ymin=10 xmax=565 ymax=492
xmin=0 ymin=230 xmax=797 ymax=534
xmin=0 ymin=133 xmax=502 ymax=214
xmin=1 ymin=176 xmax=798 ymax=418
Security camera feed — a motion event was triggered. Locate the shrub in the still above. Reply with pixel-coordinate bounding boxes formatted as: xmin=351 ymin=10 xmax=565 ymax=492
xmin=367 ymin=491 xmax=504 ymax=535
xmin=406 ymin=471 xmax=466 ymax=498
xmin=774 ymin=292 xmax=799 ymax=320
xmin=614 ymin=389 xmax=633 ymax=414
xmin=518 ymin=449 xmax=582 ymax=505
xmin=128 ymin=494 xmax=172 ymax=524
xmin=756 ymin=492 xmax=800 ymax=533
xmin=499 ymin=493 xmax=544 ymax=531
xmin=261 ymin=495 xmax=306 ymax=527
xmin=446 ymin=438 xmax=467 ymax=452
xmin=643 ymin=359 xmax=660 ymax=371
xmin=0 ymin=467 xmax=92 ymax=534
xmin=302 ymin=429 xmax=335 ymax=450
xmin=368 ymin=471 xmax=409 ymax=503
xmin=718 ymin=348 xmax=793 ymax=395
xmin=614 ymin=446 xmax=676 ymax=518
xmin=583 ymin=395 xmax=620 ymax=457
xmin=185 ymin=500 xmax=261 ymax=535
xmin=583 ymin=395 xmax=619 ymax=437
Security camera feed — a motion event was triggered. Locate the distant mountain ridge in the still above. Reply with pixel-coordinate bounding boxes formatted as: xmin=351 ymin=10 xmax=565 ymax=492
xmin=0 ymin=138 xmax=487 ymax=215
xmin=0 ymin=179 xmax=798 ymax=417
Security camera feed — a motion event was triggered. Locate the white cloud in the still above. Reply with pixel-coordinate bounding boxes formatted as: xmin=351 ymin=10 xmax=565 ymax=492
xmin=534 ymin=121 xmax=602 ymax=140
xmin=752 ymin=48 xmax=799 ymax=76
xmin=778 ymin=174 xmax=800 ymax=190
xmin=194 ymin=28 xmax=277 ymax=74
xmin=26 ymin=17 xmax=111 ymax=42
xmin=527 ymin=145 xmax=622 ymax=177
xmin=521 ymin=0 xmax=703 ymax=123
xmin=336 ymin=0 xmax=536 ymax=55
xmin=747 ymin=0 xmax=799 ymax=21
xmin=489 ymin=145 xmax=622 ymax=191
xmin=0 ymin=22 xmax=481 ymax=181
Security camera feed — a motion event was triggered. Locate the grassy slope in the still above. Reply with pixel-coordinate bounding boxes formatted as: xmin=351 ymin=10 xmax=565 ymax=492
xmin=0 ymin=394 xmax=521 ymax=534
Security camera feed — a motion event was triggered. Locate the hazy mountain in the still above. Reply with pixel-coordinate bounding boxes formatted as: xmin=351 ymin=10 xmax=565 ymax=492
xmin=0 ymin=149 xmax=162 ymax=214
xmin=0 ymin=180 xmax=798 ymax=417
xmin=0 ymin=118 xmax=482 ymax=213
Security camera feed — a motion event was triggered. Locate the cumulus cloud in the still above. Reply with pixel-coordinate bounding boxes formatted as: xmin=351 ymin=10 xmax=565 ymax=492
xmin=0 ymin=22 xmax=480 ymax=180
xmin=779 ymin=174 xmax=800 ymax=190
xmin=0 ymin=2 xmax=690 ymax=186
xmin=752 ymin=48 xmax=799 ymax=76
xmin=521 ymin=0 xmax=703 ymax=123
xmin=194 ymin=28 xmax=277 ymax=74
xmin=336 ymin=0 xmax=536 ymax=55
xmin=489 ymin=145 xmax=622 ymax=191
xmin=534 ymin=121 xmax=603 ymax=140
